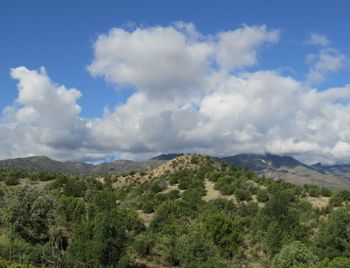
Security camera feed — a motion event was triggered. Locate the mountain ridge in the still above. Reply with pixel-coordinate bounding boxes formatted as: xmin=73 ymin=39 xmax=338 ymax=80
xmin=1 ymin=153 xmax=350 ymax=189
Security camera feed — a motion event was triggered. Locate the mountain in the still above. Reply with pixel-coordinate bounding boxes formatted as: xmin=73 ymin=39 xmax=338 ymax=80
xmin=151 ymin=153 xmax=182 ymax=161
xmin=1 ymin=153 xmax=350 ymax=189
xmin=221 ymin=153 xmax=307 ymax=172
xmin=0 ymin=156 xmax=164 ymax=175
xmin=312 ymin=163 xmax=350 ymax=179
xmin=0 ymin=156 xmax=93 ymax=174
xmin=91 ymin=159 xmax=164 ymax=174
xmin=221 ymin=154 xmax=350 ymax=189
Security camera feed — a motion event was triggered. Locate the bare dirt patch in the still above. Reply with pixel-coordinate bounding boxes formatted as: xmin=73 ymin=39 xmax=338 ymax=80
xmin=203 ymin=180 xmax=236 ymax=202
xmin=136 ymin=210 xmax=154 ymax=227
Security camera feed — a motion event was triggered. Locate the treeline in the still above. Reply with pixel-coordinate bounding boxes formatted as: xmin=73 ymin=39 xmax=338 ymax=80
xmin=0 ymin=156 xmax=350 ymax=267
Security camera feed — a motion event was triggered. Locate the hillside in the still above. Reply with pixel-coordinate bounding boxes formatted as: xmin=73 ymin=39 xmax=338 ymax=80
xmin=1 ymin=153 xmax=350 ymax=189
xmin=1 ymin=154 xmax=350 ymax=267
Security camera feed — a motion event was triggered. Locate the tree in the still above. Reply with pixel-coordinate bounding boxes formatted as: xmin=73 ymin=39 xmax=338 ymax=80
xmin=314 ymin=257 xmax=350 ymax=268
xmin=63 ymin=178 xmax=87 ymax=197
xmin=202 ymin=212 xmax=243 ymax=258
xmin=272 ymin=241 xmax=318 ymax=268
xmin=0 ymin=186 xmax=56 ymax=245
xmin=175 ymin=230 xmax=226 ymax=268
xmin=68 ymin=210 xmax=128 ymax=267
xmin=313 ymin=209 xmax=350 ymax=259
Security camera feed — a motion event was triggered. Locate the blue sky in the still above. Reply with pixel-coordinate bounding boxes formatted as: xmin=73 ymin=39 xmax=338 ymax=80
xmin=1 ymin=1 xmax=350 ymax=163
xmin=1 ymin=0 xmax=349 ymax=117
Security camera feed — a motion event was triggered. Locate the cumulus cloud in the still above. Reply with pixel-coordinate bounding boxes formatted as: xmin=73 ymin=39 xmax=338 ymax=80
xmin=88 ymin=23 xmax=279 ymax=98
xmin=1 ymin=23 xmax=350 ymax=164
xmin=0 ymin=67 xmax=103 ymax=161
xmin=216 ymin=25 xmax=279 ymax=70
xmin=88 ymin=23 xmax=213 ymax=99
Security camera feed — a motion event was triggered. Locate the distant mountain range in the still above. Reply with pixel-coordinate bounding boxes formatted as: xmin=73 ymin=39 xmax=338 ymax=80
xmin=220 ymin=154 xmax=350 ymax=189
xmin=1 ymin=153 xmax=350 ymax=189
xmin=0 ymin=156 xmax=163 ymax=175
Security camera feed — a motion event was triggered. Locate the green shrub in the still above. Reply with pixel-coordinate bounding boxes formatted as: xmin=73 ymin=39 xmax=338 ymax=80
xmin=313 ymin=209 xmax=350 ymax=259
xmin=235 ymin=188 xmax=251 ymax=201
xmin=257 ymin=189 xmax=269 ymax=202
xmin=133 ymin=233 xmax=155 ymax=257
xmin=313 ymin=257 xmax=350 ymax=268
xmin=272 ymin=241 xmax=318 ymax=268
xmin=176 ymin=230 xmax=226 ymax=268
xmin=202 ymin=212 xmax=243 ymax=258
xmin=63 ymin=179 xmax=87 ymax=197
xmin=142 ymin=200 xmax=155 ymax=213
xmin=4 ymin=176 xmax=19 ymax=186
xmin=321 ymin=187 xmax=332 ymax=197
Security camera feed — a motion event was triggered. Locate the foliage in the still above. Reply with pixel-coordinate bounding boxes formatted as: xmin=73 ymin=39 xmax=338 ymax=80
xmin=0 ymin=186 xmax=56 ymax=244
xmin=68 ymin=210 xmax=128 ymax=267
xmin=175 ymin=230 xmax=226 ymax=268
xmin=313 ymin=209 xmax=350 ymax=259
xmin=0 ymin=155 xmax=350 ymax=267
xmin=202 ymin=212 xmax=244 ymax=258
xmin=272 ymin=241 xmax=319 ymax=268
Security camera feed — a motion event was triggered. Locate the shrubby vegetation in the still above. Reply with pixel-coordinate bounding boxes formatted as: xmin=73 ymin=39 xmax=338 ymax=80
xmin=0 ymin=155 xmax=350 ymax=267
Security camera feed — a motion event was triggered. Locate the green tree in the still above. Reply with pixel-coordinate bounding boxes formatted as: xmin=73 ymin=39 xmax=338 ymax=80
xmin=202 ymin=212 xmax=243 ymax=258
xmin=313 ymin=209 xmax=350 ymax=259
xmin=272 ymin=241 xmax=318 ymax=268
xmin=68 ymin=210 xmax=128 ymax=267
xmin=175 ymin=230 xmax=226 ymax=268
xmin=0 ymin=186 xmax=56 ymax=245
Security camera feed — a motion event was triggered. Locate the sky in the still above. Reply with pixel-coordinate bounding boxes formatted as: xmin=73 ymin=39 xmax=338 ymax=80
xmin=1 ymin=0 xmax=350 ymax=164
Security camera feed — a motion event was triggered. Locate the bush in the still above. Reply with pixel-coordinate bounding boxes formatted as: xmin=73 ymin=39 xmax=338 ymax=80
xmin=4 ymin=176 xmax=19 ymax=186
xmin=314 ymin=257 xmax=350 ymax=268
xmin=169 ymin=175 xmax=179 ymax=185
xmin=68 ymin=210 xmax=128 ymax=267
xmin=202 ymin=212 xmax=243 ymax=258
xmin=190 ymin=155 xmax=200 ymax=164
xmin=272 ymin=241 xmax=318 ymax=268
xmin=235 ymin=188 xmax=251 ymax=201
xmin=215 ymin=176 xmax=235 ymax=195
xmin=176 ymin=230 xmax=226 ymax=268
xmin=133 ymin=233 xmax=155 ymax=257
xmin=329 ymin=194 xmax=343 ymax=207
xmin=321 ymin=187 xmax=332 ymax=197
xmin=313 ymin=209 xmax=350 ymax=259
xmin=63 ymin=179 xmax=87 ymax=197
xmin=257 ymin=189 xmax=269 ymax=202
xmin=166 ymin=189 xmax=180 ymax=200
xmin=142 ymin=200 xmax=155 ymax=213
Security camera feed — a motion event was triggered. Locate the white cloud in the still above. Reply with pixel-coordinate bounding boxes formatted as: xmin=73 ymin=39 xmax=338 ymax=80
xmin=306 ymin=48 xmax=345 ymax=84
xmin=307 ymin=33 xmax=330 ymax=47
xmin=0 ymin=67 xmax=99 ymax=161
xmin=88 ymin=23 xmax=213 ymax=99
xmin=2 ymin=23 xmax=350 ymax=165
xmin=216 ymin=25 xmax=279 ymax=70
xmin=88 ymin=23 xmax=279 ymax=98
xmin=305 ymin=34 xmax=345 ymax=85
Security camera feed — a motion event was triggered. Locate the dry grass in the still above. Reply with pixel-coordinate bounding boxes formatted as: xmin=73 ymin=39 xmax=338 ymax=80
xmin=162 ymin=182 xmax=183 ymax=194
xmin=203 ymin=179 xmax=236 ymax=202
xmin=136 ymin=210 xmax=154 ymax=227
xmin=113 ymin=154 xmax=216 ymax=188
xmin=305 ymin=195 xmax=330 ymax=208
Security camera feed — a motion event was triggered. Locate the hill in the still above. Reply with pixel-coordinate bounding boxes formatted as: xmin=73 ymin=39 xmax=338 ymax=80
xmin=1 ymin=153 xmax=350 ymax=189
xmin=1 ymin=154 xmax=350 ymax=267
xmin=0 ymin=156 xmax=164 ymax=175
